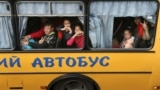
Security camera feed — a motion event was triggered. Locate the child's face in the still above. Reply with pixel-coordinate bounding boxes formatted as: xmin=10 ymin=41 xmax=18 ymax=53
xmin=124 ymin=30 xmax=131 ymax=40
xmin=75 ymin=26 xmax=81 ymax=33
xmin=44 ymin=25 xmax=53 ymax=35
xmin=134 ymin=18 xmax=141 ymax=25
xmin=64 ymin=20 xmax=71 ymax=27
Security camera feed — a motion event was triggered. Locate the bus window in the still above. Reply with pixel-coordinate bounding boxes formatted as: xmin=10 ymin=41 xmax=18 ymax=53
xmin=0 ymin=2 xmax=15 ymax=50
xmin=89 ymin=1 xmax=158 ymax=49
xmin=17 ymin=1 xmax=84 ymax=50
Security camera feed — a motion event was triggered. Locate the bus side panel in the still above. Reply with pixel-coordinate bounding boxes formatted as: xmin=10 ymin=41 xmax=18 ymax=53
xmin=0 ymin=74 xmax=151 ymax=90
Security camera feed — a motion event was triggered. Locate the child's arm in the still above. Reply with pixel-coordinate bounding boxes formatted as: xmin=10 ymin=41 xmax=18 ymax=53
xmin=29 ymin=27 xmax=45 ymax=39
xmin=67 ymin=37 xmax=75 ymax=46
xmin=67 ymin=34 xmax=77 ymax=46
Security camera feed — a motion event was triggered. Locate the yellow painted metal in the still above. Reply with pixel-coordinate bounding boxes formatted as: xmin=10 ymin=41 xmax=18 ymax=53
xmin=0 ymin=74 xmax=152 ymax=90
xmin=7 ymin=79 xmax=23 ymax=88
xmin=0 ymin=52 xmax=154 ymax=73
xmin=0 ymin=1 xmax=160 ymax=90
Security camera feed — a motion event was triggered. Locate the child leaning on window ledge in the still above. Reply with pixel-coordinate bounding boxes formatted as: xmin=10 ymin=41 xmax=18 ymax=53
xmin=21 ymin=22 xmax=57 ymax=49
xmin=121 ymin=29 xmax=135 ymax=49
xmin=67 ymin=25 xmax=84 ymax=48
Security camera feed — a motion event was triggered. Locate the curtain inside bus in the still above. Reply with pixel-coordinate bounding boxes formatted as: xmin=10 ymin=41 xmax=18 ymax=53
xmin=89 ymin=1 xmax=158 ymax=48
xmin=0 ymin=2 xmax=15 ymax=49
xmin=17 ymin=2 xmax=84 ymax=39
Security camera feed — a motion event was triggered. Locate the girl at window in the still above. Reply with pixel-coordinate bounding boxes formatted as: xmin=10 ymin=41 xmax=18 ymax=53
xmin=67 ymin=25 xmax=84 ymax=48
xmin=121 ymin=29 xmax=135 ymax=49
xmin=56 ymin=19 xmax=73 ymax=48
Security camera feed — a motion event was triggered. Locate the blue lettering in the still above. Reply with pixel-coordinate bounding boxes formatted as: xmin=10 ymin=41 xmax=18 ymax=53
xmin=89 ymin=57 xmax=99 ymax=67
xmin=44 ymin=57 xmax=54 ymax=67
xmin=100 ymin=56 xmax=109 ymax=66
xmin=0 ymin=58 xmax=8 ymax=67
xmin=10 ymin=56 xmax=21 ymax=67
xmin=77 ymin=57 xmax=87 ymax=67
xmin=55 ymin=57 xmax=65 ymax=67
xmin=32 ymin=58 xmax=43 ymax=67
xmin=66 ymin=57 xmax=76 ymax=67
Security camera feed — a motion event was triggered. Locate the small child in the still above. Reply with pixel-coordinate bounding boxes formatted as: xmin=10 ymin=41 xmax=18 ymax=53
xmin=121 ymin=29 xmax=135 ymax=49
xmin=67 ymin=25 xmax=84 ymax=48
xmin=56 ymin=19 xmax=73 ymax=48
xmin=21 ymin=22 xmax=57 ymax=49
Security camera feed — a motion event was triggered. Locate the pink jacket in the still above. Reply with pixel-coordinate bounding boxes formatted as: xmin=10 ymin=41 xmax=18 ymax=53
xmin=67 ymin=35 xmax=84 ymax=48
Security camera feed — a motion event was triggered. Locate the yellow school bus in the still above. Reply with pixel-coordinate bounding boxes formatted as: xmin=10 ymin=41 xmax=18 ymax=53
xmin=0 ymin=0 xmax=160 ymax=90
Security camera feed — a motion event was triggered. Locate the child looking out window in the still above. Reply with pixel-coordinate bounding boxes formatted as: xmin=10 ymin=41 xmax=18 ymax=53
xmin=21 ymin=22 xmax=57 ymax=49
xmin=121 ymin=29 xmax=135 ymax=49
xmin=67 ymin=25 xmax=84 ymax=48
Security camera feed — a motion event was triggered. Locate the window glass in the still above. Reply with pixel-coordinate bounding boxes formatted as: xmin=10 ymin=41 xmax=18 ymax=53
xmin=0 ymin=2 xmax=10 ymax=14
xmin=0 ymin=2 xmax=15 ymax=49
xmin=89 ymin=1 xmax=158 ymax=49
xmin=51 ymin=2 xmax=84 ymax=15
xmin=17 ymin=2 xmax=49 ymax=15
xmin=17 ymin=1 xmax=84 ymax=50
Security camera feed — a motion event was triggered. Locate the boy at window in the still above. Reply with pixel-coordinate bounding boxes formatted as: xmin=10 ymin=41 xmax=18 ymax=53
xmin=21 ymin=22 xmax=57 ymax=49
xmin=67 ymin=25 xmax=84 ymax=48
xmin=121 ymin=29 xmax=135 ymax=49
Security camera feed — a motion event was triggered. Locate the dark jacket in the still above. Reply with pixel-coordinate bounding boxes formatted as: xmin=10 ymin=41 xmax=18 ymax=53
xmin=56 ymin=25 xmax=73 ymax=48
xmin=29 ymin=32 xmax=57 ymax=48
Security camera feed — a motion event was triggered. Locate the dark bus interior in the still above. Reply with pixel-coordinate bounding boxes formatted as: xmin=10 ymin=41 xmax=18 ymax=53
xmin=113 ymin=17 xmax=155 ymax=48
xmin=25 ymin=17 xmax=83 ymax=36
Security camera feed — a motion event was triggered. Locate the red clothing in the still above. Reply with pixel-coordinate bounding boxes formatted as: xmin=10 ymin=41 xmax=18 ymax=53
xmin=58 ymin=31 xmax=63 ymax=39
xmin=30 ymin=27 xmax=45 ymax=38
xmin=67 ymin=35 xmax=84 ymax=48
xmin=30 ymin=27 xmax=63 ymax=40
xmin=137 ymin=23 xmax=144 ymax=38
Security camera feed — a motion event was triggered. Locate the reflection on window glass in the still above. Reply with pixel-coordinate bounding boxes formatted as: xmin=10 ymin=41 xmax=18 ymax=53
xmin=0 ymin=2 xmax=15 ymax=49
xmin=89 ymin=1 xmax=158 ymax=49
